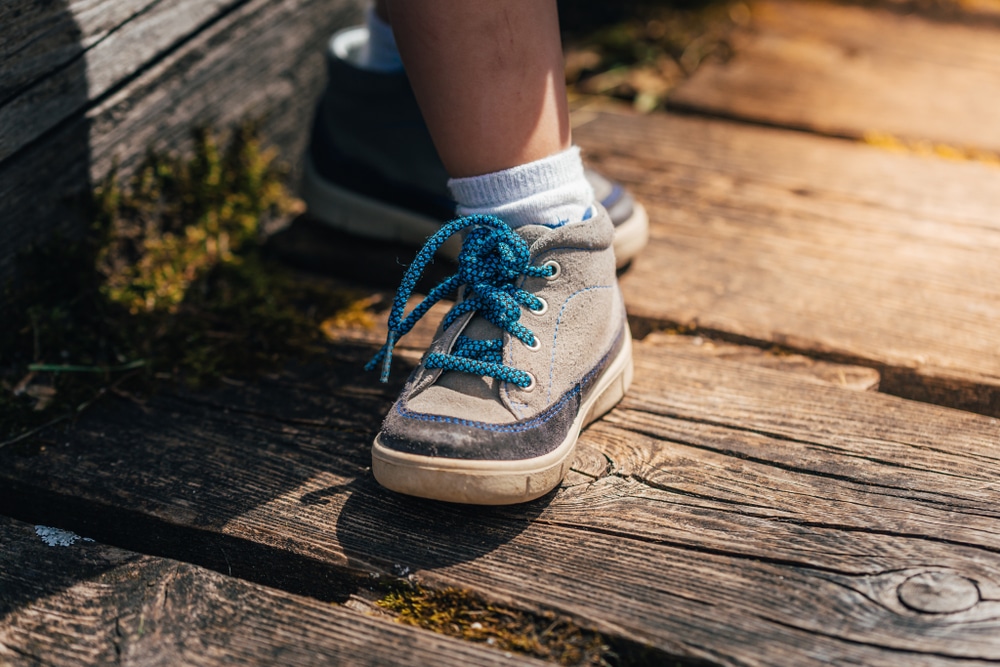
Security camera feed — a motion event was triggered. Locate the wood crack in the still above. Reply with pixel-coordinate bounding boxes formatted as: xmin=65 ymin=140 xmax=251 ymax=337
xmin=762 ymin=614 xmax=997 ymax=661
xmin=1 ymin=0 xmax=251 ymax=168
xmin=533 ymin=517 xmax=889 ymax=578
xmin=614 ymin=411 xmax=992 ymax=501
xmin=763 ymin=517 xmax=1000 ymax=556
xmin=607 ymin=456 xmax=1000 ymax=523
xmin=112 ymin=615 xmax=124 ymax=666
xmin=614 ymin=471 xmax=785 ymax=512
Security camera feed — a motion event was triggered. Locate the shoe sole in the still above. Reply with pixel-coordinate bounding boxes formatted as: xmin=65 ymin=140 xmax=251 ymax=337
xmin=370 ymin=328 xmax=634 ymax=505
xmin=302 ymin=156 xmax=648 ymax=268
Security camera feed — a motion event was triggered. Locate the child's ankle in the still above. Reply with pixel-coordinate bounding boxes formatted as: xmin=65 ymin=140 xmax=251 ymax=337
xmin=448 ymin=146 xmax=594 ymax=228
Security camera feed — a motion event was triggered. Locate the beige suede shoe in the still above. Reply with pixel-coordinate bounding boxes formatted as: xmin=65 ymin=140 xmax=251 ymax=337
xmin=367 ymin=207 xmax=632 ymax=505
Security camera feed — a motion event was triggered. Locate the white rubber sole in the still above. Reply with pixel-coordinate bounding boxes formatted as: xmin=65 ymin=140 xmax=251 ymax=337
xmin=371 ymin=329 xmax=633 ymax=505
xmin=301 ymin=156 xmax=463 ymax=257
xmin=302 ymin=157 xmax=648 ymax=268
xmin=611 ymin=200 xmax=649 ymax=269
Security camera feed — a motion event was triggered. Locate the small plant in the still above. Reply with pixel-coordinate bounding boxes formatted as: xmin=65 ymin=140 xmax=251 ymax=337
xmin=378 ymin=583 xmax=613 ymax=666
xmin=563 ymin=1 xmax=744 ymax=113
xmin=1 ymin=123 xmax=377 ymax=446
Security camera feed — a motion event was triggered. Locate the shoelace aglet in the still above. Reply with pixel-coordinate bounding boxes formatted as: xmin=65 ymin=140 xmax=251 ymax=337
xmin=379 ymin=331 xmax=398 ymax=383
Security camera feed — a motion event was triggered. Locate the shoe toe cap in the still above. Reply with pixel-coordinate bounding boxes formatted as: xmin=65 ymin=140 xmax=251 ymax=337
xmin=378 ymin=394 xmax=579 ymax=462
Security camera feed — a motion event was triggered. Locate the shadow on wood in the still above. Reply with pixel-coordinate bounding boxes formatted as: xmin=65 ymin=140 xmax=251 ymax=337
xmin=0 ymin=0 xmax=364 ymax=294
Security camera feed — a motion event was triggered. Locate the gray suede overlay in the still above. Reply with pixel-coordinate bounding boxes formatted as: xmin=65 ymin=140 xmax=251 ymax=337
xmin=380 ymin=324 xmax=627 ymax=460
xmin=377 ymin=207 xmax=629 ymax=461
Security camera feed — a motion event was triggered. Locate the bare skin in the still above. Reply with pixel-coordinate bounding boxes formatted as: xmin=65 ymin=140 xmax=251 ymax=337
xmin=382 ymin=0 xmax=571 ymax=178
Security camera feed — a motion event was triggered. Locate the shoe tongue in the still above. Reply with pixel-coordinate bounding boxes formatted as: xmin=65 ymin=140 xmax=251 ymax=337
xmin=457 ymin=222 xmax=553 ymax=344
xmin=423 ymin=223 xmax=555 ymax=412
xmin=417 ymin=297 xmax=510 ymax=422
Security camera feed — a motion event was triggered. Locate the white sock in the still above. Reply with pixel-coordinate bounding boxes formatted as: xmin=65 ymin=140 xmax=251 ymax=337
xmin=448 ymin=146 xmax=594 ymax=228
xmin=356 ymin=6 xmax=403 ymax=72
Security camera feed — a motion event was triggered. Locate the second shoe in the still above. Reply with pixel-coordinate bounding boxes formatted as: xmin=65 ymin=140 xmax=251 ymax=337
xmin=303 ymin=25 xmax=649 ymax=267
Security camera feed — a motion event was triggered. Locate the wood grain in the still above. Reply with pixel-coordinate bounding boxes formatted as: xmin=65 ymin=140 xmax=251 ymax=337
xmin=0 ymin=0 xmax=237 ymax=163
xmin=2 ymin=339 xmax=999 ymax=665
xmin=669 ymin=0 xmax=1000 ymax=151
xmin=0 ymin=0 xmax=363 ymax=291
xmin=0 ymin=516 xmax=543 ymax=666
xmin=573 ymin=109 xmax=1000 ymax=415
xmin=0 ymin=0 xmax=153 ymax=102
xmin=640 ymin=332 xmax=880 ymax=391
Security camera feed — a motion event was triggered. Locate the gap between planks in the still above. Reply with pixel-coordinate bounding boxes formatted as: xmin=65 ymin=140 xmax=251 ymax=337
xmin=668 ymin=0 xmax=1000 ymax=155
xmin=573 ymin=108 xmax=1000 ymax=417
xmin=2 ymin=336 xmax=999 ymax=665
xmin=0 ymin=516 xmax=547 ymax=667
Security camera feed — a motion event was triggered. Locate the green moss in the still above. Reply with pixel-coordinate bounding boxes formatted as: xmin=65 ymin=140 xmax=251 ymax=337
xmin=1 ymin=123 xmax=377 ymax=446
xmin=377 ymin=583 xmax=612 ymax=665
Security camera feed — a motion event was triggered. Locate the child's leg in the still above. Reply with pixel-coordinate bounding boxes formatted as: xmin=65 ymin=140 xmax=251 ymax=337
xmin=303 ymin=1 xmax=648 ymax=264
xmin=388 ymin=0 xmax=591 ymax=228
xmin=386 ymin=0 xmax=569 ymax=178
xmin=367 ymin=0 xmax=633 ymax=505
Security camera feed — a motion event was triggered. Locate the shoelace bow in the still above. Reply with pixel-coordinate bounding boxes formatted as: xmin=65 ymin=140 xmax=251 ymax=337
xmin=366 ymin=215 xmax=555 ymax=388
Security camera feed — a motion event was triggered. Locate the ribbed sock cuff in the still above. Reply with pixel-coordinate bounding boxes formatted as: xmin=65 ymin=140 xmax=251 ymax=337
xmin=448 ymin=146 xmax=594 ymax=228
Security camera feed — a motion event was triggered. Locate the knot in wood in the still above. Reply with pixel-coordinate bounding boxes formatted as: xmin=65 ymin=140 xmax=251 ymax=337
xmin=897 ymin=571 xmax=979 ymax=614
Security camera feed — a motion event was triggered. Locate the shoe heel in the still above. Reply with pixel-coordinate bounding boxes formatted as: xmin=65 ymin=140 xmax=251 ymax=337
xmin=583 ymin=354 xmax=633 ymax=428
xmin=301 ymin=157 xmax=461 ymax=256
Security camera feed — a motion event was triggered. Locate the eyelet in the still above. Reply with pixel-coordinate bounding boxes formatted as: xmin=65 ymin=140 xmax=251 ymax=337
xmin=525 ymin=336 xmax=541 ymax=351
xmin=543 ymin=260 xmax=561 ymax=281
xmin=528 ymin=296 xmax=548 ymax=316
xmin=521 ymin=373 xmax=536 ymax=392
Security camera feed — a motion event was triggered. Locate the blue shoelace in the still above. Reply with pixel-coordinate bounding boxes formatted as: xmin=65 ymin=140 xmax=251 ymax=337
xmin=366 ymin=215 xmax=556 ymax=388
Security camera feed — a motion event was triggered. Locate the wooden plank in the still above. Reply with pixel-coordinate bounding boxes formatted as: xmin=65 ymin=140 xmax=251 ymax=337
xmin=2 ymin=340 xmax=999 ymax=665
xmin=0 ymin=517 xmax=541 ymax=666
xmin=640 ymin=332 xmax=880 ymax=391
xmin=668 ymin=0 xmax=1000 ymax=152
xmin=0 ymin=0 xmax=153 ymax=102
xmin=0 ymin=0 xmax=238 ymax=164
xmin=0 ymin=0 xmax=363 ymax=290
xmin=573 ymin=109 xmax=1000 ymax=416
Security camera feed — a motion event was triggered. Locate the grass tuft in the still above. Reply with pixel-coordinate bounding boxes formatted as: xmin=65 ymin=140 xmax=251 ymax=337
xmin=1 ymin=122 xmax=377 ymax=446
xmin=563 ymin=1 xmax=744 ymax=113
xmin=378 ymin=583 xmax=613 ymax=666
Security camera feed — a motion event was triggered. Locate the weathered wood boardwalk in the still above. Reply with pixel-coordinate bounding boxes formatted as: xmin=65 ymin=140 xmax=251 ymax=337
xmin=3 ymin=1 xmax=1000 ymax=665
xmin=0 ymin=0 xmax=363 ymax=288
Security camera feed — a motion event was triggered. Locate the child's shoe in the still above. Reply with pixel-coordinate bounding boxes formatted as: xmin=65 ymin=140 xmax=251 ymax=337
xmin=367 ymin=206 xmax=632 ymax=504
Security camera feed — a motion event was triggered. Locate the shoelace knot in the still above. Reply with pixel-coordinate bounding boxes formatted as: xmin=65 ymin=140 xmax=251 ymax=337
xmin=366 ymin=215 xmax=556 ymax=388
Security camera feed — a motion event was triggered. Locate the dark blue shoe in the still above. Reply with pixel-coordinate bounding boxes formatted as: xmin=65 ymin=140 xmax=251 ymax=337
xmin=302 ymin=26 xmax=649 ymax=267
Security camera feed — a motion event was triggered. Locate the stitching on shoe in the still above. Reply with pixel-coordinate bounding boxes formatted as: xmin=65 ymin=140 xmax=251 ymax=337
xmin=395 ymin=325 xmax=624 ymax=433
xmin=508 ymin=398 xmax=530 ymax=418
xmin=498 ymin=244 xmax=609 ymax=409
xmin=547 ymin=285 xmax=614 ymax=404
